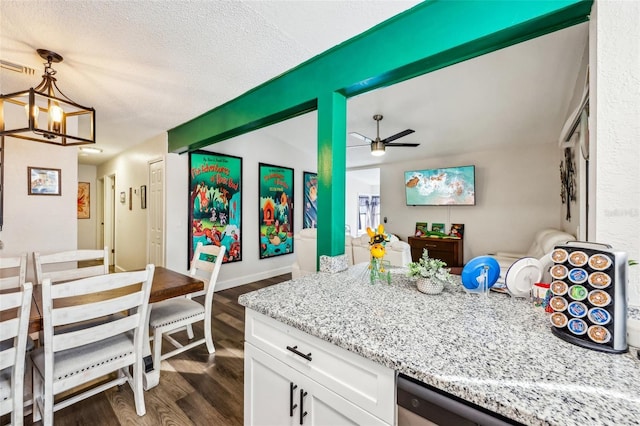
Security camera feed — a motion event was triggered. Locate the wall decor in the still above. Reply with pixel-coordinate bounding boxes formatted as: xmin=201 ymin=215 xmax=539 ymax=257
xmin=189 ymin=151 xmax=242 ymax=264
xmin=28 ymin=167 xmax=61 ymax=196
xmin=77 ymin=182 xmax=90 ymax=219
xmin=414 ymin=222 xmax=428 ymax=237
xmin=259 ymin=163 xmax=294 ymax=259
xmin=120 ymin=191 xmax=125 ymax=204
xmin=560 ymin=147 xmax=577 ymax=221
xmin=141 ymin=185 xmax=147 ymax=209
xmin=129 ymin=187 xmax=132 ymax=210
xmin=449 ymin=223 xmax=465 ymax=238
xmin=303 ymin=171 xmax=317 ymax=229
xmin=432 ymin=223 xmax=445 ymax=233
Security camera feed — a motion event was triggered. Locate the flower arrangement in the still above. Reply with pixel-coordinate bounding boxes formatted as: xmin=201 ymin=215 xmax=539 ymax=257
xmin=406 ymin=249 xmax=454 ymax=284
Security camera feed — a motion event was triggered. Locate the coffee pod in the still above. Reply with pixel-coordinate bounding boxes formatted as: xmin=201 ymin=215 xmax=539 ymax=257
xmin=568 ymin=251 xmax=588 ymax=267
xmin=550 ymin=264 xmax=568 ymax=280
xmin=550 ymin=296 xmax=568 ymax=312
xmin=550 ymin=312 xmax=568 ymax=328
xmin=568 ymin=268 xmax=588 ymax=284
xmin=551 ymin=280 xmax=568 ymax=296
xmin=551 ymin=248 xmax=569 ymax=263
xmin=588 ymin=290 xmax=611 ymax=307
xmin=568 ymin=301 xmax=588 ymax=318
xmin=587 ymin=325 xmax=611 ymax=344
xmin=588 ymin=307 xmax=611 ymax=325
xmin=589 ymin=254 xmax=612 ymax=271
xmin=568 ymin=285 xmax=588 ymax=301
xmin=588 ymin=272 xmax=612 ymax=289
xmin=568 ymin=318 xmax=588 ymax=335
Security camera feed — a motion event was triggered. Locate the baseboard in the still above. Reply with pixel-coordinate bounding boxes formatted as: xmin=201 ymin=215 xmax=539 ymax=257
xmin=216 ymin=266 xmax=292 ymax=291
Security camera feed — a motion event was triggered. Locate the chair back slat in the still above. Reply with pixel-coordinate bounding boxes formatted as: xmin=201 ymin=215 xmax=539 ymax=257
xmin=0 ymin=346 xmax=16 ymax=370
xmin=51 ymin=292 xmax=146 ymax=327
xmin=33 ymin=247 xmax=109 ymax=285
xmin=0 ymin=282 xmax=32 ymax=420
xmin=50 ymin=268 xmax=150 ymax=299
xmin=0 ymin=317 xmax=20 ymax=341
xmin=0 ymin=253 xmax=27 ymax=291
xmin=52 ymin=315 xmax=139 ymax=353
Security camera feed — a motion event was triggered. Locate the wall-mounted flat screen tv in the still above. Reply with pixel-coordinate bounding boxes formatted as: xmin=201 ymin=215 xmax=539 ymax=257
xmin=404 ymin=165 xmax=475 ymax=206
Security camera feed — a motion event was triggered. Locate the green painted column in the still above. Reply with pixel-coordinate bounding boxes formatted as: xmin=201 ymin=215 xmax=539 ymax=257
xmin=317 ymin=92 xmax=346 ymax=266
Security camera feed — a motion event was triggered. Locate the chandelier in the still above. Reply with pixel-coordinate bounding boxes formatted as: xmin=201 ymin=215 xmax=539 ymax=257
xmin=0 ymin=49 xmax=95 ymax=146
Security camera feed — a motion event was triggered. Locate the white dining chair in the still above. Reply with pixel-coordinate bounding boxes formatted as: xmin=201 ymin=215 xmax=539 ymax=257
xmin=33 ymin=246 xmax=109 ymax=285
xmin=31 ymin=265 xmax=155 ymax=425
xmin=0 ymin=281 xmax=33 ymax=426
xmin=149 ymin=243 xmax=225 ymax=375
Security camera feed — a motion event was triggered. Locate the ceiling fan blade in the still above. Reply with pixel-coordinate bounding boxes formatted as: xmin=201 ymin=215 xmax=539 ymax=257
xmin=349 ymin=132 xmax=373 ymax=143
xmin=347 ymin=143 xmax=371 ymax=148
xmin=382 ymin=129 xmax=415 ymax=144
xmin=385 ymin=142 xmax=420 ymax=147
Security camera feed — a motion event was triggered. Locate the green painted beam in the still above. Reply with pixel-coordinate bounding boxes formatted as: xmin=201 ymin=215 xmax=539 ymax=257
xmin=168 ymin=0 xmax=592 ymax=152
xmin=317 ymin=92 xmax=346 ymax=263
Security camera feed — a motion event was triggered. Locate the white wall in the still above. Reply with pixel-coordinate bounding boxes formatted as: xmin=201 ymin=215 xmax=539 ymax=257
xmin=77 ymin=164 xmax=98 ymax=249
xmin=0 ymin=137 xmax=77 ymax=282
xmin=164 ymin=124 xmax=317 ymax=290
xmin=96 ymin=134 xmax=166 ymax=272
xmin=380 ymin=142 xmax=562 ymax=263
xmin=345 ymin=169 xmax=380 ymax=237
xmin=591 ymin=0 xmax=640 ymax=305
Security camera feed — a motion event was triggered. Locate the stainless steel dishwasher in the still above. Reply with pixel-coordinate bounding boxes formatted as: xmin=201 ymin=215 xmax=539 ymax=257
xmin=397 ymin=374 xmax=522 ymax=426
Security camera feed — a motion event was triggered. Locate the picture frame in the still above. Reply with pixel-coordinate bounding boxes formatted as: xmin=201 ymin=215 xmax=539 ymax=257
xmin=431 ymin=223 xmax=445 ymax=233
xmin=189 ymin=151 xmax=243 ymax=265
xmin=77 ymin=182 xmax=90 ymax=219
xmin=28 ymin=167 xmax=61 ymax=196
xmin=120 ymin=191 xmax=126 ymax=204
xmin=259 ymin=163 xmax=294 ymax=259
xmin=414 ymin=222 xmax=428 ymax=237
xmin=141 ymin=185 xmax=147 ymax=209
xmin=449 ymin=223 xmax=465 ymax=238
xmin=303 ymin=171 xmax=317 ymax=229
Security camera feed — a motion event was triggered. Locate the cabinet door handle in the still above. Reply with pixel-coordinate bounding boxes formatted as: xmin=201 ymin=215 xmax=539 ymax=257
xmin=289 ymin=382 xmax=298 ymax=417
xmin=425 ymin=244 xmax=436 ymax=248
xmin=286 ymin=345 xmax=312 ymax=361
xmin=299 ymin=389 xmax=308 ymax=425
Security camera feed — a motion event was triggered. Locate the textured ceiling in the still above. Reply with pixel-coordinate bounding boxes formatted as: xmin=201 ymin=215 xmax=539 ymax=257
xmin=1 ymin=1 xmax=588 ymax=169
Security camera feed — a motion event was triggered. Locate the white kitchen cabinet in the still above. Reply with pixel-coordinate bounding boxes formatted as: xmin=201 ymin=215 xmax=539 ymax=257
xmin=244 ymin=309 xmax=394 ymax=426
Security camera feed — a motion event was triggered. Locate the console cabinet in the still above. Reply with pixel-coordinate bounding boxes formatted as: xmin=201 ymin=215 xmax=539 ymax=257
xmin=408 ymin=236 xmax=464 ymax=267
xmin=244 ymin=309 xmax=394 ymax=425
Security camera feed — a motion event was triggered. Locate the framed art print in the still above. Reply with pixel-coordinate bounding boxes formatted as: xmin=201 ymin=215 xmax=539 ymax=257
xmin=28 ymin=167 xmax=61 ymax=195
xmin=77 ymin=182 xmax=90 ymax=219
xmin=189 ymin=151 xmax=243 ymax=265
xmin=303 ymin=171 xmax=317 ymax=229
xmin=259 ymin=163 xmax=294 ymax=259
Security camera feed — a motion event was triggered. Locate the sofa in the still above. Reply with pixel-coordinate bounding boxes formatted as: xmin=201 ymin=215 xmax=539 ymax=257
xmin=491 ymin=228 xmax=576 ymax=284
xmin=291 ymin=229 xmax=411 ymax=279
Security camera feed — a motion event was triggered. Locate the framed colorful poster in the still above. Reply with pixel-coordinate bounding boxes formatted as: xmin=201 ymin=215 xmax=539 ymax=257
xmin=189 ymin=151 xmax=242 ymax=265
xmin=258 ymin=163 xmax=294 ymax=259
xmin=303 ymin=171 xmax=317 ymax=229
xmin=77 ymin=182 xmax=90 ymax=219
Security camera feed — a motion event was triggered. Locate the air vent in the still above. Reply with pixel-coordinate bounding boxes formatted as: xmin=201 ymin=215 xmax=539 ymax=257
xmin=0 ymin=59 xmax=36 ymax=75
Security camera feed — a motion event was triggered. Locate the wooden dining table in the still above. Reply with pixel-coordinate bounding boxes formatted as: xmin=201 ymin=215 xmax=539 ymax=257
xmin=27 ymin=266 xmax=204 ymax=390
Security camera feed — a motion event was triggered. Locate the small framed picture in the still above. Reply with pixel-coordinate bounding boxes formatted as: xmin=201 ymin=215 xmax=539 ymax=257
xmin=28 ymin=167 xmax=61 ymax=196
xmin=450 ymin=223 xmax=465 ymax=238
xmin=120 ymin=191 xmax=126 ymax=204
xmin=141 ymin=185 xmax=147 ymax=209
xmin=414 ymin=222 xmax=428 ymax=237
xmin=431 ymin=223 xmax=445 ymax=233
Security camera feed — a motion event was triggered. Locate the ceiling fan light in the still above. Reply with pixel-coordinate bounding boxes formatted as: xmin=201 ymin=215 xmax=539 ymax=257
xmin=371 ymin=140 xmax=385 ymax=156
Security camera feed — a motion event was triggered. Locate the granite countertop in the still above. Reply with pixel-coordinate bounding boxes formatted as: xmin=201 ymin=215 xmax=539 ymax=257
xmin=239 ymin=264 xmax=640 ymax=426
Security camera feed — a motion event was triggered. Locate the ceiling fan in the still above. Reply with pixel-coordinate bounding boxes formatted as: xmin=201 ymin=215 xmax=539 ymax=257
xmin=349 ymin=114 xmax=419 ymax=156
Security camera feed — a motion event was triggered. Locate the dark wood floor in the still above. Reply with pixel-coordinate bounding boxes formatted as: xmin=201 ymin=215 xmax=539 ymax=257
xmin=4 ymin=274 xmax=288 ymax=426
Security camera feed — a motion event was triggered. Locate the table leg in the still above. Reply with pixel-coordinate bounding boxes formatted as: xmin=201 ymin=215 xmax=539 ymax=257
xmin=142 ymin=304 xmax=160 ymax=390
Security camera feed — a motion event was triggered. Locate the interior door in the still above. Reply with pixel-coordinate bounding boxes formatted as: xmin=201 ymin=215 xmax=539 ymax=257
xmin=148 ymin=159 xmax=165 ymax=267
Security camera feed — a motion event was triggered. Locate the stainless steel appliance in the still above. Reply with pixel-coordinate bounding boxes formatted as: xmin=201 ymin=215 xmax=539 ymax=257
xmin=397 ymin=374 xmax=520 ymax=426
